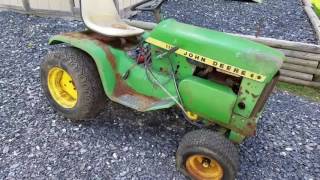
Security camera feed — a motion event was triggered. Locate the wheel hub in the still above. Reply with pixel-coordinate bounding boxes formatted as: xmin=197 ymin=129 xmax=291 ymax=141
xmin=47 ymin=67 xmax=78 ymax=108
xmin=201 ymin=158 xmax=211 ymax=168
xmin=186 ymin=155 xmax=223 ymax=180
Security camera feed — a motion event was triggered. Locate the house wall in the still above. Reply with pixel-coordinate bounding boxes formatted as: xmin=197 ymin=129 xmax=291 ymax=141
xmin=0 ymin=0 xmax=142 ymax=17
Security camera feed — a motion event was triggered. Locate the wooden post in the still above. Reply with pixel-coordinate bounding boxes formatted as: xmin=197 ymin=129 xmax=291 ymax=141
xmin=279 ymin=49 xmax=320 ymax=61
xmin=303 ymin=0 xmax=312 ymax=7
xmin=304 ymin=6 xmax=320 ymax=44
xmin=230 ymin=33 xmax=320 ymax=53
xmin=302 ymin=0 xmax=320 ymax=44
xmin=285 ymin=57 xmax=319 ymax=68
xmin=314 ymin=61 xmax=320 ymax=82
xmin=22 ymin=0 xmax=31 ymax=12
xmin=280 ymin=69 xmax=313 ymax=81
xmin=279 ymin=76 xmax=320 ymax=88
xmin=282 ymin=63 xmax=320 ymax=75
xmin=69 ymin=0 xmax=75 ymax=15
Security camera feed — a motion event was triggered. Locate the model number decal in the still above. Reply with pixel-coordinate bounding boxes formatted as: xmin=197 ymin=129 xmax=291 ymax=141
xmin=146 ymin=37 xmax=266 ymax=82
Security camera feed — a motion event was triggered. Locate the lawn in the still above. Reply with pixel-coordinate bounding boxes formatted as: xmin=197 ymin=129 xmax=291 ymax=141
xmin=313 ymin=0 xmax=320 ymax=17
xmin=276 ymin=82 xmax=320 ymax=102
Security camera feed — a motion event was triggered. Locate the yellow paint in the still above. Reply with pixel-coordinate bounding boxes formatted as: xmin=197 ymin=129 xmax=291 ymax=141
xmin=186 ymin=155 xmax=223 ymax=180
xmin=186 ymin=111 xmax=199 ymax=121
xmin=48 ymin=67 xmax=78 ymax=108
xmin=146 ymin=37 xmax=266 ymax=82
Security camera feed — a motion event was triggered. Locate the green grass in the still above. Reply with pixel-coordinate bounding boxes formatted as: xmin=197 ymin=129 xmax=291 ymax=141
xmin=312 ymin=0 xmax=320 ymax=17
xmin=276 ymin=82 xmax=320 ymax=102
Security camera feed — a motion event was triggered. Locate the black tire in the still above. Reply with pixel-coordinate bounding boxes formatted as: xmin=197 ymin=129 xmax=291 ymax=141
xmin=41 ymin=47 xmax=107 ymax=121
xmin=176 ymin=130 xmax=239 ymax=180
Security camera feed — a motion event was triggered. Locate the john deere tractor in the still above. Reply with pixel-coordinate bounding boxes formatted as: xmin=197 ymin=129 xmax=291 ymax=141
xmin=40 ymin=0 xmax=284 ymax=179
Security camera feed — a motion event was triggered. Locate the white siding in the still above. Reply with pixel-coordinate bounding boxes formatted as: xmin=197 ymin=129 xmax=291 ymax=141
xmin=74 ymin=0 xmax=80 ymax=8
xmin=74 ymin=0 xmax=143 ymax=10
xmin=29 ymin=0 xmax=71 ymax=11
xmin=0 ymin=0 xmax=23 ymax=7
xmin=0 ymin=0 xmax=144 ymax=14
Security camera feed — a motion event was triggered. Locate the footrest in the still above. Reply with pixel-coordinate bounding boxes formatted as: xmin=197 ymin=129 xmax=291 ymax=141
xmin=112 ymin=94 xmax=175 ymax=112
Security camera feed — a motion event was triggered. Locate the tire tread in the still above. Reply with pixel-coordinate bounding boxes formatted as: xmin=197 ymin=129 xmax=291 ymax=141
xmin=41 ymin=47 xmax=106 ymax=120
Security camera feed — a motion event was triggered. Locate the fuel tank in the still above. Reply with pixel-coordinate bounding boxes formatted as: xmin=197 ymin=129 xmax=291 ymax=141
xmin=148 ymin=19 xmax=285 ymax=83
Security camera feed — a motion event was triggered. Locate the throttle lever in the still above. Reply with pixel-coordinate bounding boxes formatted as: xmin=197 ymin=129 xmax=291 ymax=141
xmin=156 ymin=46 xmax=179 ymax=59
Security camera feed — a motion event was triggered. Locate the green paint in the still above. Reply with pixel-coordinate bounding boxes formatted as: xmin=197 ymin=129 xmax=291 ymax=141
xmin=49 ymin=33 xmax=177 ymax=110
xmin=49 ymin=35 xmax=117 ymax=96
xmin=229 ymin=114 xmax=257 ymax=136
xmin=233 ymin=78 xmax=266 ymax=117
xmin=108 ymin=47 xmax=177 ymax=98
xmin=48 ymin=19 xmax=284 ymax=143
xmin=151 ymin=49 xmax=195 ymax=80
xmin=148 ymin=19 xmax=284 ymax=84
xmin=228 ymin=131 xmax=246 ymax=143
xmin=179 ymin=76 xmax=237 ymax=124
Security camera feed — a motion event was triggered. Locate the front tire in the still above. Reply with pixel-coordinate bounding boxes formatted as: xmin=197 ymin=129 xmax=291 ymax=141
xmin=176 ymin=130 xmax=239 ymax=180
xmin=40 ymin=47 xmax=106 ymax=121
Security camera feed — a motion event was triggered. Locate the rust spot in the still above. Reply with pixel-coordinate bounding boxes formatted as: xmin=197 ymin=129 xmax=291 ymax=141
xmin=113 ymin=74 xmax=159 ymax=111
xmin=246 ymin=122 xmax=256 ymax=129
xmin=251 ymin=93 xmax=259 ymax=99
xmin=61 ymin=31 xmax=159 ymax=111
xmin=250 ymin=74 xmax=279 ymax=117
xmin=114 ymin=74 xmax=136 ymax=97
xmin=213 ymin=119 xmax=257 ymax=137
xmin=246 ymin=120 xmax=257 ymax=136
xmin=238 ymin=86 xmax=243 ymax=96
xmin=63 ymin=31 xmax=139 ymax=50
xmin=112 ymin=73 xmax=148 ymax=98
xmin=111 ymin=23 xmax=130 ymax=30
xmin=63 ymin=32 xmax=118 ymax=69
xmin=96 ymin=40 xmax=117 ymax=69
xmin=63 ymin=32 xmax=166 ymax=109
xmin=84 ymin=31 xmax=115 ymax=43
xmin=238 ymin=119 xmax=257 ymax=136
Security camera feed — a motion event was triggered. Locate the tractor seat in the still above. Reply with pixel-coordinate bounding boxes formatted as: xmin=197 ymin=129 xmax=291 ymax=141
xmin=80 ymin=0 xmax=144 ymax=37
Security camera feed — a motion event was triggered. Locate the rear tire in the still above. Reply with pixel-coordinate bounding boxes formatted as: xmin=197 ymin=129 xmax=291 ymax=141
xmin=40 ymin=47 xmax=107 ymax=121
xmin=176 ymin=130 xmax=239 ymax=180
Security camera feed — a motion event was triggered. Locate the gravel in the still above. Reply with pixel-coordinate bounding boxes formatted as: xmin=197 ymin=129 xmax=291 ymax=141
xmin=0 ymin=10 xmax=320 ymax=179
xmin=133 ymin=0 xmax=317 ymax=44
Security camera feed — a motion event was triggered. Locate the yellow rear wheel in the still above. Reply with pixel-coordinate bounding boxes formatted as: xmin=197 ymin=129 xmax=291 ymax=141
xmin=48 ymin=67 xmax=78 ymax=108
xmin=41 ymin=47 xmax=106 ymax=120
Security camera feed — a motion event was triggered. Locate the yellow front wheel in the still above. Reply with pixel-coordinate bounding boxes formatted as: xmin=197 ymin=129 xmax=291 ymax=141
xmin=186 ymin=155 xmax=224 ymax=180
xmin=176 ymin=130 xmax=239 ymax=180
xmin=41 ymin=47 xmax=106 ymax=121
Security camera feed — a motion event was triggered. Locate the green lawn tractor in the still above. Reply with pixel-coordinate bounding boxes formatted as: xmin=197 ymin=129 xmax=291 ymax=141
xmin=40 ymin=0 xmax=284 ymax=179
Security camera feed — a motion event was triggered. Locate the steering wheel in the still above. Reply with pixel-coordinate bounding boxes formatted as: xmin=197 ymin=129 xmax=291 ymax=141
xmin=131 ymin=0 xmax=167 ymax=23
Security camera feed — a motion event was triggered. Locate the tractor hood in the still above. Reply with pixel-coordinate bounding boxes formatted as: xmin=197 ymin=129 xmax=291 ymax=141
xmin=147 ymin=19 xmax=285 ymax=83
